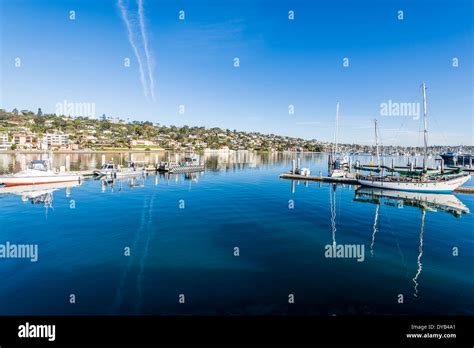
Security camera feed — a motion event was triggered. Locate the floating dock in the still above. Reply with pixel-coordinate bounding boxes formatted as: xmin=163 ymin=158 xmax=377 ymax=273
xmin=77 ymin=170 xmax=95 ymax=177
xmin=279 ymin=173 xmax=474 ymax=194
xmin=279 ymin=173 xmax=358 ymax=184
xmin=453 ymin=186 xmax=474 ymax=194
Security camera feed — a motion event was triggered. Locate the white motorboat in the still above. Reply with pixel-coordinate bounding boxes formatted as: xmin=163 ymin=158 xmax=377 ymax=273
xmin=93 ymin=162 xmax=116 ymax=177
xmin=0 ymin=160 xmax=83 ymax=187
xmin=93 ymin=161 xmax=145 ymax=179
xmin=330 ymin=155 xmax=350 ymax=178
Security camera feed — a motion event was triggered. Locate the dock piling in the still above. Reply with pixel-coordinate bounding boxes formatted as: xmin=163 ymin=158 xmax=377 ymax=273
xmin=65 ymin=155 xmax=71 ymax=171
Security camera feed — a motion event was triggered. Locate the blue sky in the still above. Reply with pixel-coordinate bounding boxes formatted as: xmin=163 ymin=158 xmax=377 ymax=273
xmin=0 ymin=0 xmax=472 ymax=145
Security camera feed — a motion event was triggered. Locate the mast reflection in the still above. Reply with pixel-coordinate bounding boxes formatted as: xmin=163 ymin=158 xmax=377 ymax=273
xmin=354 ymin=187 xmax=469 ymax=299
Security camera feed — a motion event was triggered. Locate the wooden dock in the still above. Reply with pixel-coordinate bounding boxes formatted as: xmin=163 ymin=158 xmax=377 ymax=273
xmin=453 ymin=186 xmax=474 ymax=194
xmin=279 ymin=173 xmax=358 ymax=184
xmin=279 ymin=173 xmax=474 ymax=194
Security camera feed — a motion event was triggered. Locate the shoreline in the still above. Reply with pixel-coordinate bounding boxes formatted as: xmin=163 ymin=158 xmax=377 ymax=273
xmin=0 ymin=149 xmax=326 ymax=155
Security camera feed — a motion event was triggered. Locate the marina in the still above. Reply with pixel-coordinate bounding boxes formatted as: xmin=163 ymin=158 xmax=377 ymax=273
xmin=1 ymin=0 xmax=473 ymax=343
xmin=2 ymin=151 xmax=472 ymax=315
xmin=279 ymin=83 xmax=473 ymax=194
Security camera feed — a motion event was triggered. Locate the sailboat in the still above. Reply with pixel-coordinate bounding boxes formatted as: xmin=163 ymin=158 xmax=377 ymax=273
xmin=329 ymin=102 xmax=350 ymax=178
xmin=358 ymin=83 xmax=470 ymax=192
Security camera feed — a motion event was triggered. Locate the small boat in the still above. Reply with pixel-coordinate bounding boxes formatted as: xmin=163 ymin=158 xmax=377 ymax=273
xmin=158 ymin=154 xmax=205 ymax=174
xmin=295 ymin=167 xmax=311 ymax=176
xmin=440 ymin=150 xmax=473 ymax=167
xmin=93 ymin=161 xmax=145 ymax=179
xmin=330 ymin=155 xmax=350 ymax=178
xmin=290 ymin=157 xmax=311 ymax=176
xmin=93 ymin=162 xmax=116 ymax=177
xmin=0 ymin=160 xmax=82 ymax=187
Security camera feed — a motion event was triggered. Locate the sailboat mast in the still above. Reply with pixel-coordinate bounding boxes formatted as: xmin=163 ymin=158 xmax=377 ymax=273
xmin=422 ymin=82 xmax=428 ymax=172
xmin=334 ymin=102 xmax=339 ymax=155
xmin=374 ymin=119 xmax=380 ymax=169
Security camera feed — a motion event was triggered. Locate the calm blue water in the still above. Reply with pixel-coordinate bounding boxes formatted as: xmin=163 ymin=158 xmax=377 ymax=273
xmin=0 ymin=153 xmax=473 ymax=315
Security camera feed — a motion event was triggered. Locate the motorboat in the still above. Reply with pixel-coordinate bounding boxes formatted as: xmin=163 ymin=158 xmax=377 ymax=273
xmin=158 ymin=154 xmax=205 ymax=173
xmin=93 ymin=161 xmax=145 ymax=179
xmin=0 ymin=160 xmax=82 ymax=187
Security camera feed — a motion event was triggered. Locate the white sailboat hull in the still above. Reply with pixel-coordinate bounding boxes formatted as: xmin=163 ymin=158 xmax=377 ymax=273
xmin=358 ymin=174 xmax=470 ymax=192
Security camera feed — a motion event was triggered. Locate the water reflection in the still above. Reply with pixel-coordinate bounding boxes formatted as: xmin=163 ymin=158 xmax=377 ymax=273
xmin=0 ymin=153 xmax=471 ymax=315
xmin=100 ymin=175 xmax=147 ymax=192
xmin=371 ymin=204 xmax=379 ymax=257
xmin=0 ymin=181 xmax=81 ymax=207
xmin=354 ymin=187 xmax=469 ymax=299
xmin=0 ymin=151 xmax=292 ymax=174
xmin=329 ymin=184 xmax=338 ymax=246
xmin=286 ymin=179 xmax=470 ymax=301
xmin=413 ymin=209 xmax=425 ymax=298
xmin=354 ymin=188 xmax=470 ymax=217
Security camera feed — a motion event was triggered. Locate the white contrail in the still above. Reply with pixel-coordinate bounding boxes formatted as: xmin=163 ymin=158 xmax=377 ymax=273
xmin=117 ymin=0 xmax=149 ymax=98
xmin=137 ymin=0 xmax=155 ymax=101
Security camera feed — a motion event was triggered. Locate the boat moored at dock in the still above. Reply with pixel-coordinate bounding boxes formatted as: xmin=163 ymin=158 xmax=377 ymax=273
xmin=440 ymin=151 xmax=473 ymax=167
xmin=357 ymin=82 xmax=471 ymax=193
xmin=357 ymin=172 xmax=470 ymax=193
xmin=157 ymin=154 xmax=205 ymax=174
xmin=0 ymin=160 xmax=83 ymax=187
xmin=93 ymin=161 xmax=145 ymax=179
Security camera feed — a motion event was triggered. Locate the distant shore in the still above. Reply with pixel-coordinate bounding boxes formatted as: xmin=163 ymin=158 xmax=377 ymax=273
xmin=0 ymin=149 xmax=166 ymax=155
xmin=0 ymin=149 xmax=325 ymax=155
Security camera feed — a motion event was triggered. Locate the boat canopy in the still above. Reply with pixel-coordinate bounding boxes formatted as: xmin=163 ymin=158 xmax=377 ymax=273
xmin=101 ymin=163 xmax=115 ymax=170
xmin=30 ymin=160 xmax=49 ymax=171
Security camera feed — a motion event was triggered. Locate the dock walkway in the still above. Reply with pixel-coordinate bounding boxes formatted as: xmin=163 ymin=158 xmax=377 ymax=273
xmin=279 ymin=173 xmax=474 ymax=194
